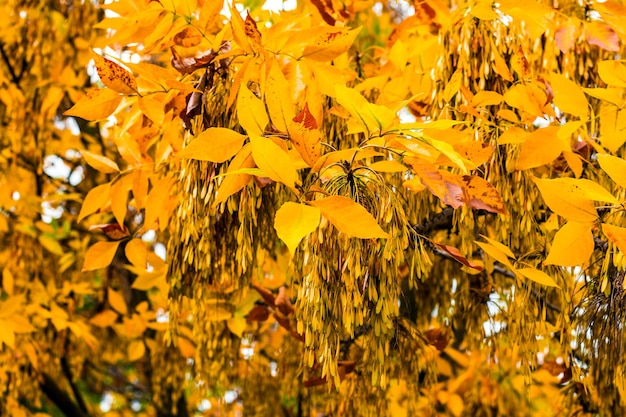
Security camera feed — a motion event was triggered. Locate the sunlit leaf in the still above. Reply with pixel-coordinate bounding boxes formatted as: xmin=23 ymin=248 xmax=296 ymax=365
xmin=544 ymin=221 xmax=594 ymax=266
xmin=237 ymin=84 xmax=269 ymax=135
xmin=78 ymin=182 xmax=111 ymax=222
xmin=301 ymin=27 xmax=361 ymax=61
xmin=82 ymin=241 xmax=121 ymax=271
xmin=176 ymin=128 xmax=246 ymax=162
xmin=603 ymin=223 xmax=626 ymax=256
xmin=310 ymin=196 xmax=390 ymax=239
xmin=274 ymin=202 xmax=321 ymax=255
xmin=550 ymin=73 xmax=589 ymax=118
xmin=108 ymin=288 xmax=128 ymax=315
xmin=288 ymin=103 xmax=322 ymax=167
xmin=92 ymin=53 xmax=137 ymax=94
xmin=128 ymin=340 xmax=145 ymax=361
xmin=63 ymin=88 xmax=121 ymax=121
xmin=597 ymin=153 xmax=626 ymax=188
xmin=82 ymin=150 xmax=120 ymax=173
xmin=532 ymin=177 xmax=599 ymax=222
xmin=517 ymin=268 xmax=560 ymax=288
xmin=250 ymin=135 xmax=297 ymax=188
xmin=265 ymin=59 xmax=294 ymax=132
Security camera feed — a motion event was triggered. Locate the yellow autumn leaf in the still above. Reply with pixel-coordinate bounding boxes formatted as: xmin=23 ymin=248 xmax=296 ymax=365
xmin=212 ymin=145 xmax=255 ymax=208
xmin=237 ymin=84 xmax=269 ymax=135
xmin=470 ymin=91 xmax=504 ymax=107
xmin=89 ymin=310 xmax=118 ymax=328
xmin=82 ymin=241 xmax=121 ymax=271
xmin=517 ymin=268 xmax=560 ymax=288
xmin=444 ymin=69 xmax=463 ymax=102
xmin=63 ymin=88 xmax=122 ymax=121
xmin=369 ymin=160 xmax=407 ymax=173
xmin=82 ymin=150 xmax=120 ymax=174
xmin=598 ymin=60 xmax=626 ymax=87
xmin=515 ymin=126 xmax=566 ymax=170
xmin=479 ymin=235 xmax=516 ymax=258
xmin=108 ymin=288 xmax=128 ymax=315
xmin=132 ymin=271 xmax=165 ymax=291
xmin=597 ymin=153 xmax=626 ymax=189
xmin=128 ymin=339 xmax=145 ymax=361
xmin=550 ymin=72 xmax=589 ymax=118
xmin=138 ymin=96 xmax=165 ymax=126
xmin=310 ymin=196 xmax=390 ymax=239
xmin=125 ymin=238 xmax=147 ymax=269
xmin=78 ymin=182 xmax=111 ymax=222
xmin=110 ymin=177 xmax=129 ymax=227
xmin=93 ymin=53 xmax=137 ymax=94
xmin=475 ymin=241 xmax=516 ymax=271
xmin=334 ymin=85 xmax=396 ymax=135
xmin=274 ymin=202 xmax=321 ymax=255
xmin=2 ymin=269 xmax=13 ymax=296
xmin=602 ymin=223 xmax=626 ymax=256
xmin=227 ymin=317 xmax=247 ymax=338
xmin=0 ymin=319 xmax=15 ymax=349
xmin=532 ymin=177 xmax=598 ymax=222
xmin=249 ymin=135 xmax=297 ymax=188
xmin=301 ymin=27 xmax=362 ymax=61
xmin=265 ymin=59 xmax=295 ymax=133
xmin=544 ymin=221 xmax=594 ymax=267
xmin=176 ymin=128 xmax=246 ymax=163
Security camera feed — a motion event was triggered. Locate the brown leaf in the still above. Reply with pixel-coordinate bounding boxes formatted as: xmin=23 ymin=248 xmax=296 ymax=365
xmin=244 ymin=14 xmax=262 ymax=46
xmin=424 ymin=327 xmax=451 ymax=351
xmin=170 ymin=47 xmax=215 ymax=75
xmin=89 ymin=223 xmax=129 ymax=240
xmin=432 ymin=242 xmax=484 ymax=271
xmin=251 ymin=283 xmax=276 ymax=307
xmin=246 ymin=305 xmax=270 ymax=322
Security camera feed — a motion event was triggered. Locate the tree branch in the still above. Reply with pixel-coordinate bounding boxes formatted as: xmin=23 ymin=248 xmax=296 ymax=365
xmin=39 ymin=372 xmax=89 ymax=417
xmin=0 ymin=43 xmax=21 ymax=87
xmin=61 ymin=356 xmax=88 ymax=414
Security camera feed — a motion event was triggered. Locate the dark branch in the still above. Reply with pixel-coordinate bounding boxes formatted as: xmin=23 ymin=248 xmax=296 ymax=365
xmin=39 ymin=372 xmax=89 ymax=417
xmin=61 ymin=356 xmax=88 ymax=414
xmin=413 ymin=207 xmax=454 ymax=236
xmin=0 ymin=43 xmax=21 ymax=87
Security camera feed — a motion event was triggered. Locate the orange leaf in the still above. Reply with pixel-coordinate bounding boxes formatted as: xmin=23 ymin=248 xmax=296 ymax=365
xmin=585 ymin=22 xmax=619 ymax=52
xmin=515 ymin=126 xmax=565 ymax=170
xmin=404 ymin=157 xmax=464 ymax=208
xmin=125 ymin=238 xmax=147 ymax=269
xmin=63 ymin=88 xmax=122 ymax=121
xmin=82 ymin=241 xmax=121 ymax=271
xmin=82 ymin=150 xmax=120 ymax=173
xmin=128 ymin=340 xmax=145 ymax=361
xmin=433 ymin=242 xmax=484 ymax=271
xmin=310 ymin=196 xmax=390 ymax=239
xmin=289 ymin=103 xmax=322 ymax=167
xmin=89 ymin=310 xmax=118 ymax=328
xmin=78 ymin=182 xmax=111 ymax=222
xmin=555 ymin=21 xmax=578 ymax=54
xmin=603 ymin=223 xmax=626 ymax=255
xmin=460 ymin=175 xmax=507 ymax=215
xmin=93 ymin=53 xmax=137 ymax=94
xmin=108 ymin=288 xmax=128 ymax=315
xmin=176 ymin=128 xmax=246 ymax=163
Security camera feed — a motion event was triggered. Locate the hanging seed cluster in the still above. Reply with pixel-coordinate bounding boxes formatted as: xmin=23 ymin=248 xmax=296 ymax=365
xmin=295 ymin=168 xmax=411 ymax=388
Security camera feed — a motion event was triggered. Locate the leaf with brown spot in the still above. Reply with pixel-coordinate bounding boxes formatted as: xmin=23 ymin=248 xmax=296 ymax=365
xmin=510 ymin=46 xmax=530 ymax=79
xmin=92 ymin=53 xmax=137 ymax=95
xmin=289 ymin=103 xmax=321 ymax=167
xmin=173 ymin=27 xmax=202 ymax=47
xmin=461 ymin=175 xmax=508 ymax=215
xmin=244 ymin=13 xmax=262 ymax=47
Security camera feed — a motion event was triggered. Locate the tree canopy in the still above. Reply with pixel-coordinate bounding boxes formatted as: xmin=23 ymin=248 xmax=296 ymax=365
xmin=2 ymin=0 xmax=626 ymax=415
